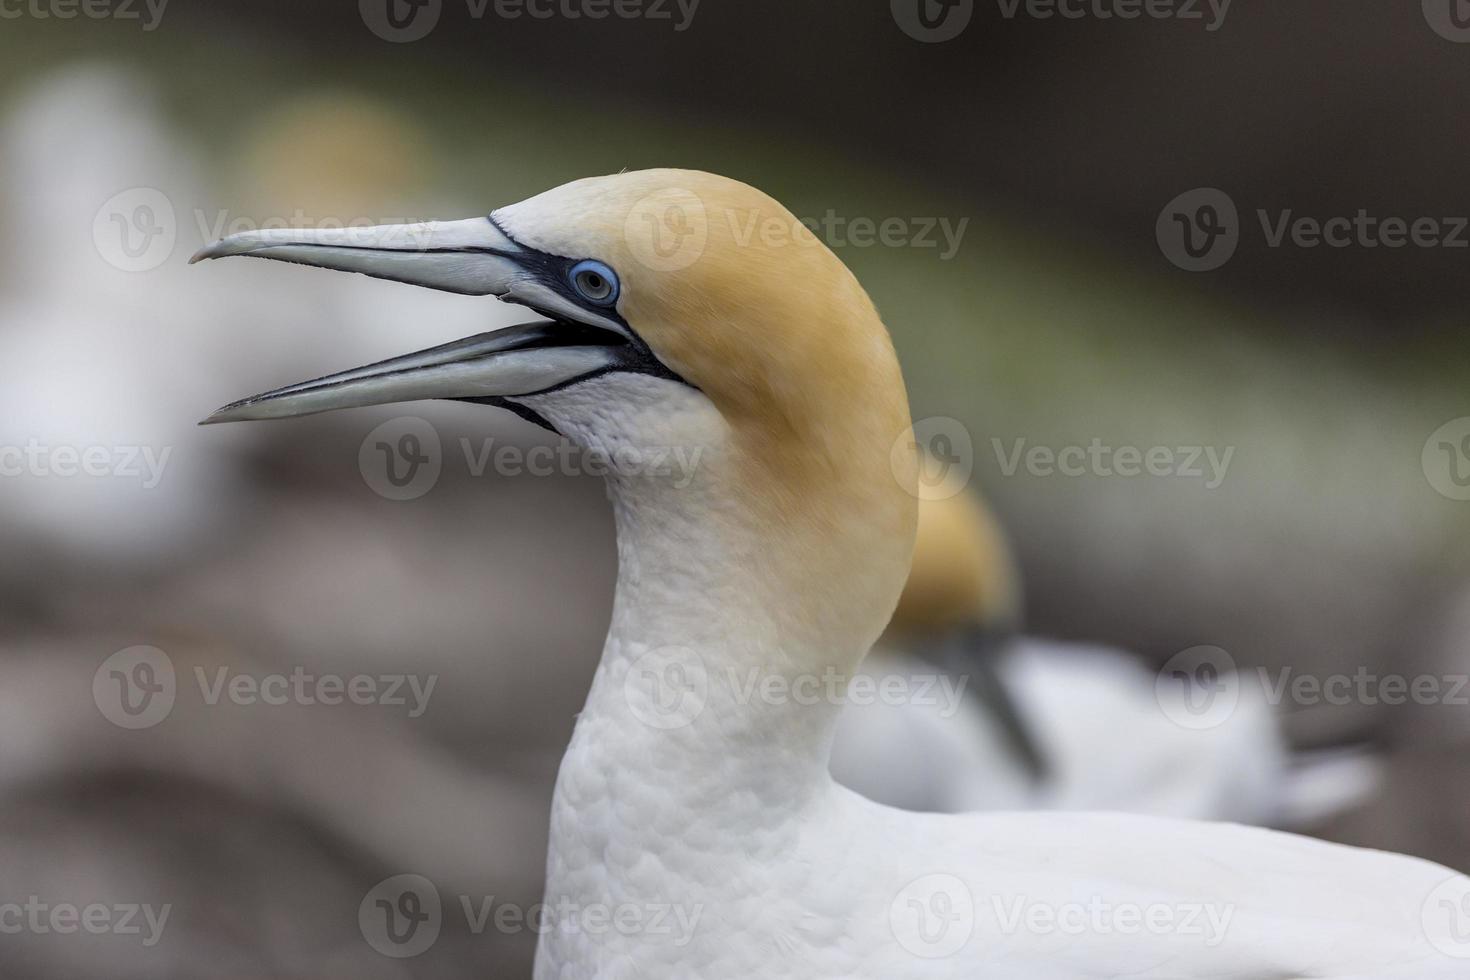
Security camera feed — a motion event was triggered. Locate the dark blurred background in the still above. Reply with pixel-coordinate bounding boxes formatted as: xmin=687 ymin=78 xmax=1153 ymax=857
xmin=1 ymin=1 xmax=1468 ymax=976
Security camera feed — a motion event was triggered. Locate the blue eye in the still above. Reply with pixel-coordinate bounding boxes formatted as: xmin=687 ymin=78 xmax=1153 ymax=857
xmin=569 ymin=260 xmax=619 ymax=306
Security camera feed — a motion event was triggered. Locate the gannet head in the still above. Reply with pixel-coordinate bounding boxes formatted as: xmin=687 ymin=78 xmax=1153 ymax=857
xmin=195 ymin=169 xmax=918 ymax=660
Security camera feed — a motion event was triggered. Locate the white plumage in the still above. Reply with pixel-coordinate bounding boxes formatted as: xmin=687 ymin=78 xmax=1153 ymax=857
xmin=833 ymin=641 xmax=1291 ymax=821
xmin=191 ymin=170 xmax=1470 ymax=979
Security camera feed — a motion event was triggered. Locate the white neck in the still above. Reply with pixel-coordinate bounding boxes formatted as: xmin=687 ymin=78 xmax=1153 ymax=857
xmin=521 ymin=370 xmax=914 ymax=915
xmin=587 ymin=465 xmax=849 ymax=803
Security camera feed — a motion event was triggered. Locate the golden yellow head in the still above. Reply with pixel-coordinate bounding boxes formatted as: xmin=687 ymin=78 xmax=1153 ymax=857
xmin=498 ymin=169 xmax=920 ymax=599
xmin=496 ymin=169 xmax=910 ymax=462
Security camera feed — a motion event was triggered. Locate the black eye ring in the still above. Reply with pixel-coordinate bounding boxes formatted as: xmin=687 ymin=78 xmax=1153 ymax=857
xmin=570 ymin=259 xmax=619 ymax=306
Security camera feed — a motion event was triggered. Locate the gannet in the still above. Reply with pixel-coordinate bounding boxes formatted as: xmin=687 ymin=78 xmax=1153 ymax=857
xmin=836 ymin=484 xmax=1360 ymax=826
xmin=195 ymin=170 xmax=1469 ymax=978
xmin=832 ymin=474 xmax=1043 ymax=811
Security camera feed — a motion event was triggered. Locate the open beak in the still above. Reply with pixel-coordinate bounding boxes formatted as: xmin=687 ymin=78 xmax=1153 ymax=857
xmin=191 ymin=217 xmax=634 ymax=423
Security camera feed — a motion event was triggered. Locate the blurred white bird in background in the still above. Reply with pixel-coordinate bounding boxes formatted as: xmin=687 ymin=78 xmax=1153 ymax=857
xmin=0 ymin=66 xmax=523 ymax=579
xmin=832 ymin=464 xmax=1380 ymax=825
xmin=0 ymin=67 xmax=240 ymax=573
xmin=0 ymin=68 xmax=563 ymax=974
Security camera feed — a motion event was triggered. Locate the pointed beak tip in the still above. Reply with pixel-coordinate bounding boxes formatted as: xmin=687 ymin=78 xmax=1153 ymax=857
xmin=198 ymin=405 xmax=243 ymax=425
xmin=189 ymin=242 xmax=227 ymax=265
